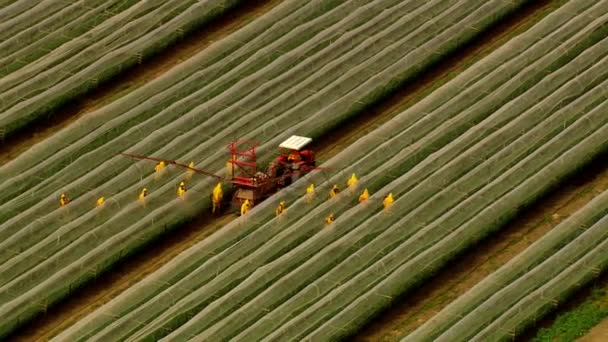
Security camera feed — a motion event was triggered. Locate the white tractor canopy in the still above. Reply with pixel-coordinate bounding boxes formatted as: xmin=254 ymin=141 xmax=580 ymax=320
xmin=279 ymin=135 xmax=312 ymax=151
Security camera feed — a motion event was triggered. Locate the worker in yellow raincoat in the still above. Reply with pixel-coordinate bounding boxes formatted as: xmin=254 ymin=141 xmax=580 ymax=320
xmin=325 ymin=213 xmax=335 ymax=225
xmin=212 ymin=182 xmax=223 ymax=214
xmin=96 ymin=196 xmax=105 ymax=207
xmin=347 ymin=173 xmax=358 ymax=189
xmin=155 ymin=161 xmax=166 ymax=173
xmin=139 ymin=187 xmax=148 ymax=200
xmin=329 ymin=184 xmax=340 ymax=198
xmin=241 ymin=199 xmax=251 ymax=216
xmin=186 ymin=161 xmax=195 ymax=180
xmin=275 ymin=201 xmax=287 ymax=216
xmin=359 ymin=188 xmax=370 ymax=203
xmin=154 ymin=161 xmax=166 ymax=180
xmin=383 ymin=193 xmax=394 ymax=209
xmin=59 ymin=193 xmax=70 ymax=207
xmin=305 ymin=183 xmax=315 ymax=203
xmin=177 ymin=181 xmax=187 ymax=197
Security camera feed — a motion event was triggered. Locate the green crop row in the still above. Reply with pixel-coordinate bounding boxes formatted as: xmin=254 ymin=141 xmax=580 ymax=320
xmin=54 ymin=1 xmax=608 ymax=340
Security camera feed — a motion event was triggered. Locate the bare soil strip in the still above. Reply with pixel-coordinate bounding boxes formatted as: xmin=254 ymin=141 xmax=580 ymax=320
xmin=7 ymin=0 xmax=564 ymax=340
xmin=579 ymin=318 xmax=608 ymax=342
xmin=0 ymin=0 xmax=283 ymax=167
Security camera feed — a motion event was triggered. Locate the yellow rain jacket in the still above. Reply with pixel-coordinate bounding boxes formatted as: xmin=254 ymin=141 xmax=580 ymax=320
xmin=347 ymin=173 xmax=358 ymax=188
xmin=96 ymin=197 xmax=105 ymax=207
xmin=241 ymin=199 xmax=251 ymax=216
xmin=329 ymin=185 xmax=340 ymax=198
xmin=155 ymin=161 xmax=166 ymax=173
xmin=383 ymin=193 xmax=394 ymax=209
xmin=59 ymin=193 xmax=70 ymax=207
xmin=359 ymin=188 xmax=370 ymax=203
xmin=139 ymin=188 xmax=148 ymax=200
xmin=177 ymin=181 xmax=187 ymax=197
xmin=275 ymin=201 xmax=287 ymax=216
xmin=212 ymin=182 xmax=223 ymax=214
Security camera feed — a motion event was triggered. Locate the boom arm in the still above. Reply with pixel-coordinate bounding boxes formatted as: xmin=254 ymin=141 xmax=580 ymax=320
xmin=121 ymin=153 xmax=223 ymax=180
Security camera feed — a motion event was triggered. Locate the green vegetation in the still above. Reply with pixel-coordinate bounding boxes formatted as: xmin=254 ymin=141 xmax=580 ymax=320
xmin=533 ymin=287 xmax=608 ymax=342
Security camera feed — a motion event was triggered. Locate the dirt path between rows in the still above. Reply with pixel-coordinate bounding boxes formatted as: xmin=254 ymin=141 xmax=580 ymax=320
xmin=0 ymin=0 xmax=283 ymax=167
xmin=7 ymin=0 xmax=566 ymax=340
xmin=579 ymin=318 xmax=608 ymax=342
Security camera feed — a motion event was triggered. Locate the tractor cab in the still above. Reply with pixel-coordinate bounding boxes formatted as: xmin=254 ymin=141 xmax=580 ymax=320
xmin=278 ymin=135 xmax=315 ymax=166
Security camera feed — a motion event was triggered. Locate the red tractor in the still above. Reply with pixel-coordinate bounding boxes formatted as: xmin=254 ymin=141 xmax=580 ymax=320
xmin=228 ymin=135 xmax=316 ymax=212
xmin=122 ymin=135 xmax=318 ymax=214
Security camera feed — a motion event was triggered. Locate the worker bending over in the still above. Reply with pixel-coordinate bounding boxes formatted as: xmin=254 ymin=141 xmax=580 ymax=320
xmin=359 ymin=188 xmax=370 ymax=203
xmin=139 ymin=187 xmax=148 ymax=200
xmin=329 ymin=184 xmax=340 ymax=198
xmin=59 ymin=193 xmax=70 ymax=207
xmin=96 ymin=197 xmax=105 ymax=207
xmin=177 ymin=181 xmax=187 ymax=197
xmin=241 ymin=199 xmax=251 ymax=216
xmin=276 ymin=201 xmax=287 ymax=216
xmin=383 ymin=193 xmax=394 ymax=209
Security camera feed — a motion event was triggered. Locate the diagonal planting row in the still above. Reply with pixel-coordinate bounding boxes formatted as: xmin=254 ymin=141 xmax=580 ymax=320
xmin=54 ymin=1 xmax=608 ymax=340
xmin=405 ymin=187 xmax=608 ymax=342
xmin=0 ymin=0 xmax=248 ymax=139
xmin=0 ymin=0 xmax=527 ymax=337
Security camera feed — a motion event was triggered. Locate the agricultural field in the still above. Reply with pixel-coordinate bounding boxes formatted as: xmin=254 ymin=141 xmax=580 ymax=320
xmin=1 ymin=0 xmax=608 ymax=341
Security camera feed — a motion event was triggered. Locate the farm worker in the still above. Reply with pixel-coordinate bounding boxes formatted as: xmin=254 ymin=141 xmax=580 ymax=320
xmin=347 ymin=173 xmax=358 ymax=189
xmin=155 ymin=161 xmax=166 ymax=173
xmin=306 ymin=183 xmax=315 ymax=194
xmin=212 ymin=182 xmax=223 ymax=214
xmin=305 ymin=183 xmax=315 ymax=203
xmin=383 ymin=193 xmax=394 ymax=209
xmin=275 ymin=201 xmax=287 ymax=216
xmin=329 ymin=184 xmax=340 ymax=199
xmin=96 ymin=197 xmax=105 ymax=207
xmin=186 ymin=161 xmax=195 ymax=180
xmin=325 ymin=213 xmax=335 ymax=225
xmin=241 ymin=199 xmax=251 ymax=216
xmin=59 ymin=193 xmax=70 ymax=207
xmin=359 ymin=188 xmax=370 ymax=203
xmin=177 ymin=181 xmax=187 ymax=197
xmin=139 ymin=187 xmax=148 ymax=200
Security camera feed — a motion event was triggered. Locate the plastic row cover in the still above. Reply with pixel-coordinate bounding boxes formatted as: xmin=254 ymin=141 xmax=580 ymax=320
xmin=408 ymin=187 xmax=608 ymax=342
xmin=0 ymin=0 xmax=501 ymax=337
xmin=60 ymin=0 xmax=608 ymax=340
xmin=48 ymin=0 xmax=540 ymax=340
xmin=184 ymin=47 xmax=608 ymax=341
xmin=0 ymin=0 xmax=246 ymax=138
xmin=54 ymin=1 xmax=600 ymax=340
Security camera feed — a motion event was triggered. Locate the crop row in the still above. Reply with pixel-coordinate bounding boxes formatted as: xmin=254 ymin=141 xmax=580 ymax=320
xmin=406 ymin=187 xmax=608 ymax=341
xmin=55 ymin=1 xmax=608 ymax=340
xmin=0 ymin=0 xmax=523 ymax=337
xmin=0 ymin=0 xmax=246 ymax=139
